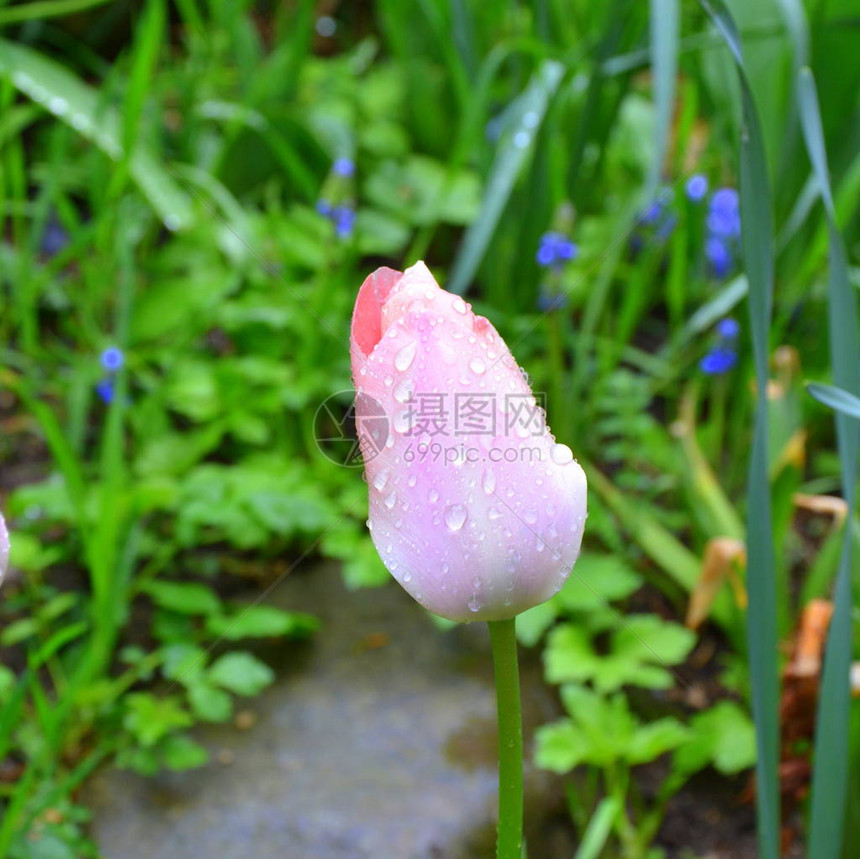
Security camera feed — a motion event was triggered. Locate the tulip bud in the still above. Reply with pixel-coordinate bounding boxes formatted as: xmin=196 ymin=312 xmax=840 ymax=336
xmin=0 ymin=512 xmax=9 ymax=586
xmin=350 ymin=261 xmax=587 ymax=622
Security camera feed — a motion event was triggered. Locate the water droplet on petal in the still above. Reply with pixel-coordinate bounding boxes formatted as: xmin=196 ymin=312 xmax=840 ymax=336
xmin=524 ymin=509 xmax=538 ymax=525
xmin=394 ymin=341 xmax=417 ymax=371
xmin=403 ymin=571 xmax=412 ymax=583
xmin=444 ymin=504 xmax=468 ymax=532
xmin=428 ymin=488 xmax=440 ymax=503
xmin=384 ymin=491 xmax=397 ymax=510
xmin=481 ymin=468 xmax=496 ymax=494
xmin=468 ymin=594 xmax=481 ymax=612
xmin=407 ymin=474 xmax=417 ymax=488
xmin=373 ymin=469 xmax=390 ymax=491
xmin=488 ymin=506 xmax=502 ymax=520
xmin=551 ymin=443 xmax=574 ymax=465
xmin=394 ymin=379 xmax=414 ymax=403
xmin=383 ymin=374 xmax=394 ymax=386
xmin=451 ymin=296 xmax=468 ymax=314
xmin=469 ymin=357 xmax=486 ymax=375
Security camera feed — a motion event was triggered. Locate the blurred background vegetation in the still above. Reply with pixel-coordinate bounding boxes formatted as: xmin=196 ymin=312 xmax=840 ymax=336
xmin=0 ymin=0 xmax=858 ymax=856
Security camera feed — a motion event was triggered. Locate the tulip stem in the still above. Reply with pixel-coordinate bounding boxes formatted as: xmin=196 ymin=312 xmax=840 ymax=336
xmin=488 ymin=617 xmax=523 ymax=859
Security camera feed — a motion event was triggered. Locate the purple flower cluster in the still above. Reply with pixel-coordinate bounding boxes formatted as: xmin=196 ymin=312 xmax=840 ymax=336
xmin=96 ymin=347 xmax=125 ymax=403
xmin=317 ymin=157 xmax=356 ymax=239
xmin=699 ymin=317 xmax=740 ymax=375
xmin=536 ymin=232 xmax=577 ymax=269
xmin=705 ymin=188 xmax=740 ymax=278
xmin=317 ymin=200 xmax=355 ymax=238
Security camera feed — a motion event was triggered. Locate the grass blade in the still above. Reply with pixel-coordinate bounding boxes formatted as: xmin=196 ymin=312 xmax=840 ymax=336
xmin=648 ymin=0 xmax=679 ymax=198
xmin=700 ymin=3 xmax=780 ymax=856
xmin=798 ymin=66 xmax=860 ymax=859
xmin=807 ymin=383 xmax=860 ymax=422
xmin=0 ymin=39 xmax=193 ymax=231
xmin=447 ymin=59 xmax=563 ymax=295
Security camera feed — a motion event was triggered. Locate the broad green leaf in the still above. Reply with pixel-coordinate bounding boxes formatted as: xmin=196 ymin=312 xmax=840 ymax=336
xmin=208 ymin=652 xmax=274 ymax=696
xmin=142 ymin=580 xmax=222 ymax=617
xmin=123 ymin=693 xmax=192 ymax=747
xmin=187 ymin=682 xmax=234 ymax=723
xmin=556 ymin=554 xmax=642 ymax=612
xmin=675 ymin=700 xmax=756 ymax=776
xmin=628 ymin=717 xmax=690 ymax=764
xmin=161 ymin=734 xmax=210 ymax=771
xmin=205 ymin=605 xmax=319 ymax=641
xmin=534 ymin=720 xmax=589 ymax=774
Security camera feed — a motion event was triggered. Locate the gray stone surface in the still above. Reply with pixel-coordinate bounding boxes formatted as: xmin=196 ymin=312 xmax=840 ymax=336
xmin=87 ymin=563 xmax=569 ymax=858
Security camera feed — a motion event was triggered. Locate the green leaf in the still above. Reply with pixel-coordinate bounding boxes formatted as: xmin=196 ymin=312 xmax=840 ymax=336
xmin=0 ymin=39 xmax=193 ymax=230
xmin=515 ymin=601 xmax=558 ymax=647
xmin=807 ymin=382 xmax=860 ymax=421
xmin=534 ymin=719 xmax=590 ymax=774
xmin=160 ymin=734 xmax=210 ymax=771
xmin=208 ymin=652 xmax=274 ymax=696
xmin=160 ymin=643 xmax=208 ymax=683
xmin=123 ymin=693 xmax=192 ymax=747
xmin=648 ymin=0 xmax=679 ymax=199
xmin=556 ymin=554 xmax=642 ymax=613
xmin=574 ymin=796 xmax=621 ymax=859
xmin=447 ymin=59 xmax=564 ymax=295
xmin=675 ymin=701 xmax=756 ymax=776
xmin=700 ymin=4 xmax=781 ymax=855
xmin=544 ymin=624 xmax=601 ymax=685
xmin=628 ymin=717 xmax=689 ymax=765
xmin=797 ymin=65 xmax=860 ymax=859
xmin=142 ymin=580 xmax=222 ymax=616
xmin=187 ymin=681 xmax=233 ymax=723
xmin=205 ymin=605 xmax=319 ymax=641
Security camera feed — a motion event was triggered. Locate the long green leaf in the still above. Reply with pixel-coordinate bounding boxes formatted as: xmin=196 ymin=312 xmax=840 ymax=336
xmin=798 ymin=66 xmax=860 ymax=859
xmin=447 ymin=59 xmax=563 ymax=295
xmin=700 ymin=3 xmax=780 ymax=857
xmin=807 ymin=383 xmax=860 ymax=422
xmin=648 ymin=0 xmax=679 ymax=198
xmin=0 ymin=39 xmax=193 ymax=231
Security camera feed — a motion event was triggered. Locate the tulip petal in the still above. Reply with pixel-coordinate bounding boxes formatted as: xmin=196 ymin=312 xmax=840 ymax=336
xmin=351 ymin=262 xmax=587 ymax=622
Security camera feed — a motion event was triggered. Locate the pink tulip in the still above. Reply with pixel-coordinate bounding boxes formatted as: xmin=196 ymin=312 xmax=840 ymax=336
xmin=0 ymin=512 xmax=9 ymax=586
xmin=350 ymin=261 xmax=587 ymax=621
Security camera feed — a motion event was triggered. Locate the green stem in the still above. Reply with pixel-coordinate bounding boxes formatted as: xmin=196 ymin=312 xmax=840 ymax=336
xmin=488 ymin=617 xmax=523 ymax=859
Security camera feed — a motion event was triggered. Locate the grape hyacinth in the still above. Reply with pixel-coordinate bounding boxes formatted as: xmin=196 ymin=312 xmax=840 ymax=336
xmin=536 ymin=232 xmax=577 ymax=270
xmin=317 ymin=156 xmax=356 ymax=239
xmin=704 ymin=187 xmax=741 ymax=279
xmin=96 ymin=346 xmax=124 ymax=403
xmin=685 ymin=174 xmax=708 ymax=202
xmin=699 ymin=317 xmax=739 ymax=375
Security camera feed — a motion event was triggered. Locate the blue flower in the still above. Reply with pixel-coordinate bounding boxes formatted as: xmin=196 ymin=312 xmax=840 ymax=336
xmin=707 ymin=187 xmax=740 ymax=238
xmin=40 ymin=217 xmax=69 ymax=257
xmin=640 ymin=200 xmax=664 ymax=226
xmin=699 ymin=347 xmax=737 ymax=375
xmin=332 ymin=205 xmax=355 ymax=238
xmin=333 ymin=157 xmax=354 ymax=177
xmin=705 ymin=236 xmax=732 ymax=279
xmin=686 ymin=174 xmax=708 ymax=202
xmin=100 ymin=346 xmax=124 ymax=372
xmin=95 ymin=378 xmax=115 ymax=403
xmin=716 ymin=317 xmax=740 ymax=339
xmin=536 ymin=232 xmax=577 ymax=269
xmin=316 ymin=199 xmax=332 ymax=216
